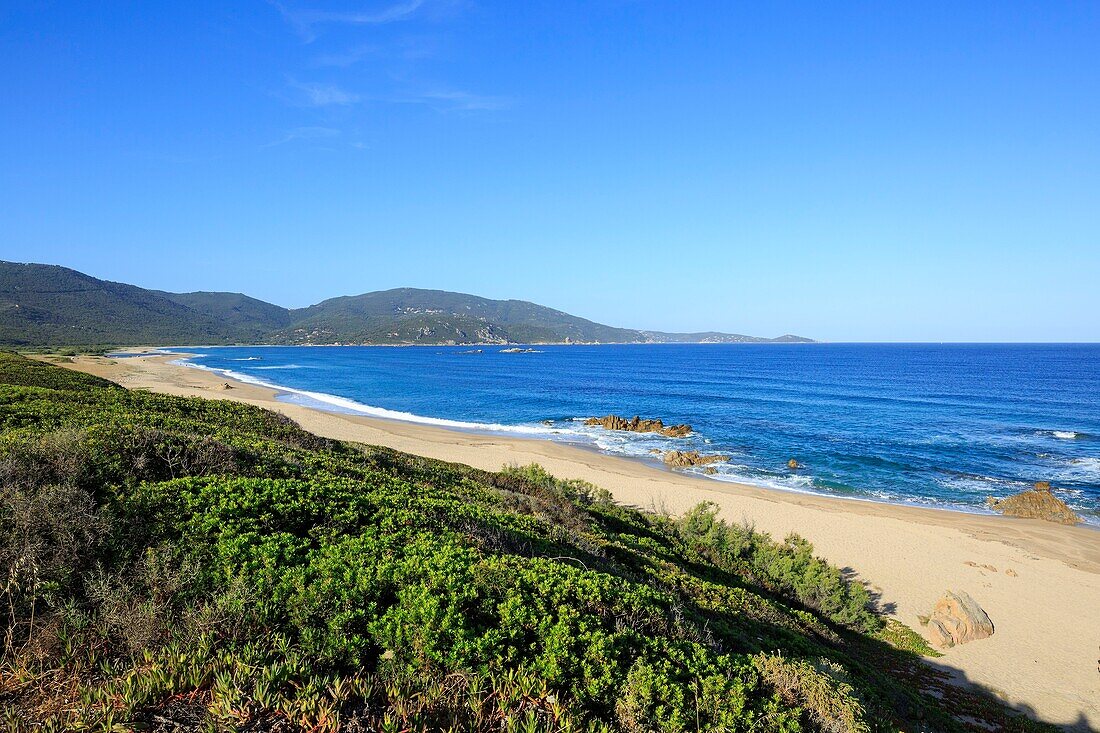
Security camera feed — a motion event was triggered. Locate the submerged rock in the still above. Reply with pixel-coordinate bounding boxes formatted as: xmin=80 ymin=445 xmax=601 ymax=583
xmin=584 ymin=414 xmax=692 ymax=438
xmin=922 ymin=590 xmax=993 ymax=648
xmin=986 ymin=482 xmax=1080 ymax=525
xmin=664 ymin=450 xmax=728 ymax=468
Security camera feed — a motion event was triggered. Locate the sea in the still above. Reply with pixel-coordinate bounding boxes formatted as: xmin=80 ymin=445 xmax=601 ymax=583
xmin=158 ymin=343 xmax=1100 ymax=524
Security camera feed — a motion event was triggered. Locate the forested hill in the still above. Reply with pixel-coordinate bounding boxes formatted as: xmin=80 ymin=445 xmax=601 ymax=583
xmin=0 ymin=261 xmax=812 ymax=346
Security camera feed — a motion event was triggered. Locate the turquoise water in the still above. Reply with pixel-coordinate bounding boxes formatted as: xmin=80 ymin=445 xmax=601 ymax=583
xmin=163 ymin=344 xmax=1100 ymax=523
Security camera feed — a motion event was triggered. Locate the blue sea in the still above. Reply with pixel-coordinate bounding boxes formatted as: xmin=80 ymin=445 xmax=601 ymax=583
xmin=160 ymin=344 xmax=1100 ymax=524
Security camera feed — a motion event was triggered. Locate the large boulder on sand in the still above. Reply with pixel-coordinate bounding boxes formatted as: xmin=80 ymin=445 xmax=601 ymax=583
xmin=584 ymin=415 xmax=692 ymax=438
xmin=922 ymin=590 xmax=993 ymax=648
xmin=986 ymin=482 xmax=1080 ymax=525
xmin=664 ymin=450 xmax=728 ymax=468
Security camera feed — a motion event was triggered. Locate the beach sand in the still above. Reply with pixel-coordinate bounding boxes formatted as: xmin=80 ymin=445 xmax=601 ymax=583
xmin=54 ymin=353 xmax=1100 ymax=730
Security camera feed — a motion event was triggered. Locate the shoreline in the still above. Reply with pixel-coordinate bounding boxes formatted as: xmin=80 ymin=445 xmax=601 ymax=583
xmin=156 ymin=347 xmax=1099 ymax=528
xmin=102 ymin=352 xmax=1100 ymax=562
xmin=52 ymin=352 xmax=1100 ymax=729
xmin=167 ymin=347 xmax=1095 ymax=526
xmin=176 ymin=350 xmax=1004 ymax=517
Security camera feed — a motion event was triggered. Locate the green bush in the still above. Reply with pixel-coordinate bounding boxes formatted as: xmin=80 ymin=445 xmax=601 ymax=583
xmin=676 ymin=503 xmax=880 ymax=633
xmin=0 ymin=351 xmax=115 ymax=391
xmin=0 ymin=354 xmax=1057 ymax=732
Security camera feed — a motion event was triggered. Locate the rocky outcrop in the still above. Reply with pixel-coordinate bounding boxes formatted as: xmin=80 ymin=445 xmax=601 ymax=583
xmin=787 ymin=458 xmax=801 ymax=470
xmin=584 ymin=415 xmax=692 ymax=438
xmin=921 ymin=590 xmax=993 ymax=648
xmin=664 ymin=450 xmax=728 ymax=468
xmin=986 ymin=482 xmax=1080 ymax=525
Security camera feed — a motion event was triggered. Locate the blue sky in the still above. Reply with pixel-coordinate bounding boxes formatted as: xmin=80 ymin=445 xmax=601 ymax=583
xmin=2 ymin=1 xmax=1098 ymax=341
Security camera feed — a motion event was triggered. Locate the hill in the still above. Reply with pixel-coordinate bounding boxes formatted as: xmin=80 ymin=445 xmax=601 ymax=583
xmin=277 ymin=287 xmax=643 ymax=345
xmin=0 ymin=263 xmax=238 ymax=346
xmin=0 ymin=352 xmax=1049 ymax=731
xmin=157 ymin=290 xmax=295 ymax=339
xmin=639 ymin=330 xmax=814 ymax=344
xmin=0 ymin=261 xmax=812 ymax=346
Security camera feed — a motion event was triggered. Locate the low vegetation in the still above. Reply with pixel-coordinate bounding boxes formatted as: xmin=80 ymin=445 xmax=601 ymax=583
xmin=0 ymin=353 xmax=1052 ymax=730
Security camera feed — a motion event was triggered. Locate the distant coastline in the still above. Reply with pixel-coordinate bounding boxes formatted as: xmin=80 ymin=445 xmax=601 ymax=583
xmin=112 ymin=339 xmax=820 ymax=351
xmin=0 ymin=261 xmax=812 ymax=348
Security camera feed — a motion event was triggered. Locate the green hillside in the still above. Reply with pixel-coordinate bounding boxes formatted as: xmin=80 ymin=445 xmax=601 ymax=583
xmin=0 ymin=263 xmax=235 ymax=346
xmin=159 ymin=291 xmax=295 ymax=338
xmin=278 ymin=288 xmax=643 ymax=345
xmin=0 ymin=353 xmax=1047 ymax=731
xmin=0 ymin=261 xmax=812 ymax=347
xmin=640 ymin=331 xmax=815 ymax=344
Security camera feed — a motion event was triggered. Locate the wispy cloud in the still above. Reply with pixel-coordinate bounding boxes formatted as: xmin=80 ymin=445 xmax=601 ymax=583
xmin=262 ymin=126 xmax=341 ymax=148
xmin=275 ymin=0 xmax=428 ymax=41
xmin=287 ymin=79 xmax=360 ymax=106
xmin=311 ymin=44 xmax=378 ymax=68
xmin=408 ymin=89 xmax=510 ymax=112
xmin=311 ymin=37 xmax=436 ymax=67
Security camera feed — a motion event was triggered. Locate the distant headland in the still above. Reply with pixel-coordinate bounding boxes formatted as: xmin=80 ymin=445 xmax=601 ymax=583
xmin=0 ymin=261 xmax=813 ymax=348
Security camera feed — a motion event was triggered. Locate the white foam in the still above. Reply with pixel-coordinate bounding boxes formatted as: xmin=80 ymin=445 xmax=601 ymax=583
xmin=1056 ymin=456 xmax=1100 ymax=482
xmin=701 ymin=465 xmax=822 ymax=495
xmin=934 ymin=474 xmax=1030 ymax=496
xmin=284 ymin=390 xmax=576 ymax=435
xmin=1053 ymin=431 xmax=1079 ymax=440
xmin=173 ymin=359 xmax=577 ymax=437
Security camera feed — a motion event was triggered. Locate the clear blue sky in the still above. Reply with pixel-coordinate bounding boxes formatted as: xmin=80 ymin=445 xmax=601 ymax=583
xmin=2 ymin=1 xmax=1098 ymax=341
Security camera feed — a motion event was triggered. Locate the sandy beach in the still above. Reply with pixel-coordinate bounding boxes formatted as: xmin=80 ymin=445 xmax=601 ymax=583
xmin=55 ymin=352 xmax=1100 ymax=730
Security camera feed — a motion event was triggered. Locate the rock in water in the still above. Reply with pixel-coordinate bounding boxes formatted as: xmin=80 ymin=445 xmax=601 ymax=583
xmin=788 ymin=458 xmax=801 ymax=470
xmin=923 ymin=590 xmax=993 ymax=648
xmin=584 ymin=414 xmax=692 ymax=438
xmin=986 ymin=482 xmax=1080 ymax=524
xmin=664 ymin=450 xmax=728 ymax=468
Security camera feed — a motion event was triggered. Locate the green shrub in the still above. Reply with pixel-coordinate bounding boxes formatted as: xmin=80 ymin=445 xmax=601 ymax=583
xmin=0 ymin=354 xmax=1058 ymax=732
xmin=754 ymin=654 xmax=870 ymax=733
xmin=0 ymin=351 xmax=115 ymax=391
xmin=676 ymin=503 xmax=880 ymax=633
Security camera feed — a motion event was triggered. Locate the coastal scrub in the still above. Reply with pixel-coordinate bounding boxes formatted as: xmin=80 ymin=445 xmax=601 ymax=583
xmin=0 ymin=352 xmax=1055 ymax=731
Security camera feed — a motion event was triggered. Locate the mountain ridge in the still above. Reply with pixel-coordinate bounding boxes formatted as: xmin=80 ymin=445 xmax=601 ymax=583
xmin=0 ymin=261 xmax=813 ymax=346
